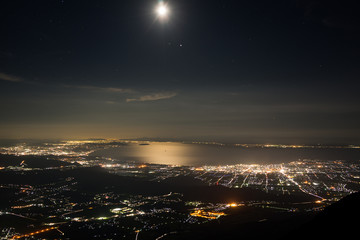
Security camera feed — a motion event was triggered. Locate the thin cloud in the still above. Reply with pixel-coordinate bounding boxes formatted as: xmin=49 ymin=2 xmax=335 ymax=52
xmin=104 ymin=87 xmax=135 ymax=93
xmin=126 ymin=92 xmax=177 ymax=102
xmin=0 ymin=72 xmax=24 ymax=82
xmin=64 ymin=84 xmax=177 ymax=103
xmin=67 ymin=85 xmax=135 ymax=94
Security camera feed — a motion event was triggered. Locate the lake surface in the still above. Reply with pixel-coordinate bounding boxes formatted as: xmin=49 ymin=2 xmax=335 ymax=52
xmin=91 ymin=142 xmax=360 ymax=166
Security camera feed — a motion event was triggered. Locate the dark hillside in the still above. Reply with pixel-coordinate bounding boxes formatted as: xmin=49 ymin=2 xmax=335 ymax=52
xmin=288 ymin=191 xmax=360 ymax=239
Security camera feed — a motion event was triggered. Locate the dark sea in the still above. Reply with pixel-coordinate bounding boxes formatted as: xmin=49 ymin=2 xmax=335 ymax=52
xmin=91 ymin=142 xmax=360 ymax=166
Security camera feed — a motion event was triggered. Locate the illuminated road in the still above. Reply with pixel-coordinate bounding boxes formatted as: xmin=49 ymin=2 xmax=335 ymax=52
xmin=280 ymin=172 xmax=324 ymax=200
xmin=241 ymin=171 xmax=251 ymax=188
xmin=135 ymin=230 xmax=140 ymax=240
xmin=155 ymin=231 xmax=177 ymax=240
xmin=61 ymin=209 xmax=83 ymax=216
xmin=264 ymin=173 xmax=269 ymax=193
xmin=12 ymin=227 xmax=58 ymax=239
xmin=4 ymin=212 xmax=36 ymax=221
xmin=216 ymin=174 xmax=225 ymax=185
xmin=227 ymin=173 xmax=238 ymax=187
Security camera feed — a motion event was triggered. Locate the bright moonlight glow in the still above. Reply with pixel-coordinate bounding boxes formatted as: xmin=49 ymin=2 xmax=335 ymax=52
xmin=156 ymin=2 xmax=169 ymax=19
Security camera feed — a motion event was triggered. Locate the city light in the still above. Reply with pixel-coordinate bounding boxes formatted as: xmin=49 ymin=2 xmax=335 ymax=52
xmin=190 ymin=210 xmax=225 ymax=220
xmin=1 ymin=139 xmax=360 ymax=239
xmin=12 ymin=227 xmax=57 ymax=239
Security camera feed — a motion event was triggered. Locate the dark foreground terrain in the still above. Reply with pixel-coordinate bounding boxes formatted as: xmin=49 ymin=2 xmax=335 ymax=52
xmin=168 ymin=191 xmax=360 ymax=240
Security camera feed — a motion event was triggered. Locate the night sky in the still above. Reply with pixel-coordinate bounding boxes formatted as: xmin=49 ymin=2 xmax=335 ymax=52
xmin=1 ymin=0 xmax=360 ymax=144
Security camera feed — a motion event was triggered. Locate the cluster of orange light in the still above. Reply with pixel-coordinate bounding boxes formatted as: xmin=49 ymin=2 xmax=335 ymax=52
xmin=194 ymin=167 xmax=204 ymax=171
xmin=11 ymin=204 xmax=33 ymax=209
xmin=12 ymin=227 xmax=57 ymax=239
xmin=190 ymin=210 xmax=225 ymax=220
xmin=227 ymin=203 xmax=243 ymax=207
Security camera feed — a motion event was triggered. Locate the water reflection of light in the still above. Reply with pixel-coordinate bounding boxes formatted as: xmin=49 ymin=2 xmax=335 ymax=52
xmin=133 ymin=142 xmax=194 ymax=166
xmin=93 ymin=142 xmax=351 ymax=166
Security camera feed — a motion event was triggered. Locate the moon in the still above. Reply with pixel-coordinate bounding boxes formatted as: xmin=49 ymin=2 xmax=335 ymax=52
xmin=156 ymin=2 xmax=169 ymax=19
